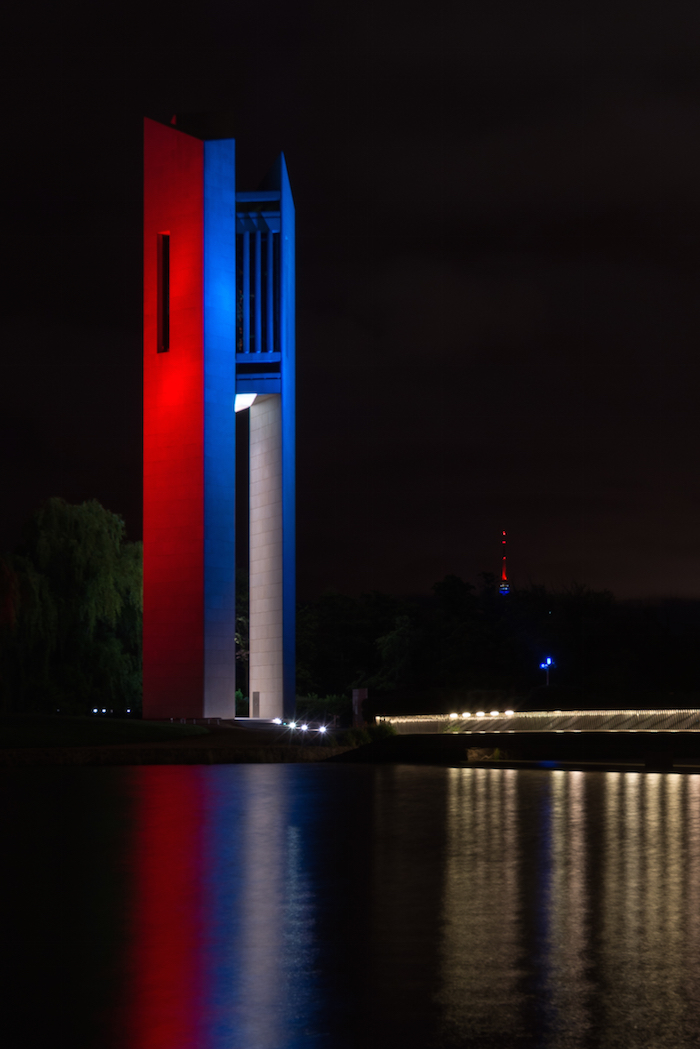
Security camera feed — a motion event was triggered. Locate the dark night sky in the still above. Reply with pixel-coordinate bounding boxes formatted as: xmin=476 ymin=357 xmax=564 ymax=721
xmin=2 ymin=0 xmax=700 ymax=599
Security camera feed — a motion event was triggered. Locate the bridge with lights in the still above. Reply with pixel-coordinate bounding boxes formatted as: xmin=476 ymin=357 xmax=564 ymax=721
xmin=379 ymin=709 xmax=700 ymax=734
xmin=372 ymin=709 xmax=700 ymax=768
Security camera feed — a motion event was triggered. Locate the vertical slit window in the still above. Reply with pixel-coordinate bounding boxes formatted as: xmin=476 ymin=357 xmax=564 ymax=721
xmin=157 ymin=233 xmax=170 ymax=352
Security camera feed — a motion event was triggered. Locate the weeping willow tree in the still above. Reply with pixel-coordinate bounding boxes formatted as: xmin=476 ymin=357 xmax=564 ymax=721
xmin=0 ymin=499 xmax=142 ymax=714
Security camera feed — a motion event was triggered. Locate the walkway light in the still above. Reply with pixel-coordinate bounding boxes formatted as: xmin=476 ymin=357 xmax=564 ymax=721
xmin=505 ymin=710 xmax=514 ymax=717
xmin=477 ymin=711 xmax=485 ymax=717
xmin=490 ymin=710 xmax=499 ymax=716
xmin=290 ymin=721 xmax=297 ymax=729
xmin=449 ymin=712 xmax=458 ymax=719
xmin=462 ymin=712 xmax=471 ymax=718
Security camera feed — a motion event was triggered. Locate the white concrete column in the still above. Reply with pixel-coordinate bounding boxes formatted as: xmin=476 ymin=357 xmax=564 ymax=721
xmin=249 ymin=395 xmax=283 ymax=718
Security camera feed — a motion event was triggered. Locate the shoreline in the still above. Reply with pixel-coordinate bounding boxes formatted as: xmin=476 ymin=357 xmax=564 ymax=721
xmin=0 ymin=743 xmax=351 ymax=766
xmin=4 ymin=719 xmax=700 ymax=769
xmin=4 ymin=743 xmax=700 ymax=771
xmin=0 ymin=717 xmax=353 ymax=765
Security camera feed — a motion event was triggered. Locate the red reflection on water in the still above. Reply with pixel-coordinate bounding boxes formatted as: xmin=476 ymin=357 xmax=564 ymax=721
xmin=127 ymin=767 xmax=205 ymax=1049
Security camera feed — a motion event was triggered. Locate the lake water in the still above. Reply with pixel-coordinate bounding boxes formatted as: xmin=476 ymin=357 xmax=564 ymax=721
xmin=2 ymin=763 xmax=700 ymax=1048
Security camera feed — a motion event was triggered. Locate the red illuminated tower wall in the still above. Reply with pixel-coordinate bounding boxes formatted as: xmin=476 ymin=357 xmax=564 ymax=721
xmin=143 ymin=121 xmax=206 ymax=717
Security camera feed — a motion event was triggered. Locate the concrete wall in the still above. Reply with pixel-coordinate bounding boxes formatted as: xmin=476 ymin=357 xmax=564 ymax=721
xmin=249 ymin=395 xmax=284 ymax=718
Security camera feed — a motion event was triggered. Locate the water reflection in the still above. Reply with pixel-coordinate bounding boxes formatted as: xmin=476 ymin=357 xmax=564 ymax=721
xmin=4 ymin=765 xmax=700 ymax=1048
xmin=438 ymin=768 xmax=700 ymax=1048
xmin=125 ymin=766 xmax=320 ymax=1049
xmin=598 ymin=772 xmax=699 ymax=1047
xmin=232 ymin=769 xmax=317 ymax=1047
xmin=438 ymin=768 xmax=521 ymax=1040
xmin=128 ymin=768 xmax=204 ymax=1048
xmin=544 ymin=770 xmax=591 ymax=1043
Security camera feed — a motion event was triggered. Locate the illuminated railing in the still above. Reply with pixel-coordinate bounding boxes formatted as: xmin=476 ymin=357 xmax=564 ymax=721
xmin=376 ymin=710 xmax=700 ymax=734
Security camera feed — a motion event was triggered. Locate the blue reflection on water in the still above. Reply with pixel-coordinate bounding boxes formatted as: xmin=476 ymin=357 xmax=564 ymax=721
xmin=196 ymin=766 xmax=324 ymax=1049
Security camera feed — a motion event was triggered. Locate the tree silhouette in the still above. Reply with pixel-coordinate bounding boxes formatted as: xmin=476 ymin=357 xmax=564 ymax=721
xmin=0 ymin=499 xmax=142 ymax=714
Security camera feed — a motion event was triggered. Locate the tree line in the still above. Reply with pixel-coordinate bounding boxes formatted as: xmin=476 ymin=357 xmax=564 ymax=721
xmin=297 ymin=575 xmax=700 ymax=714
xmin=2 ymin=499 xmax=699 ymax=716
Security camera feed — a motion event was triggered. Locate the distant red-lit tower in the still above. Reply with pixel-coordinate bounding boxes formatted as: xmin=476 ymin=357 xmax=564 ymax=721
xmin=499 ymin=530 xmax=510 ymax=595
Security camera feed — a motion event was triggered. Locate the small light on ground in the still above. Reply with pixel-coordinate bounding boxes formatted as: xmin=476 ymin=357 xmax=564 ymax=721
xmin=505 ymin=710 xmax=514 ymax=716
xmin=272 ymin=718 xmax=282 ymax=724
xmin=449 ymin=712 xmax=458 ymax=719
xmin=462 ymin=712 xmax=471 ymax=718
xmin=290 ymin=722 xmax=297 ymax=729
xmin=477 ymin=711 xmax=485 ymax=717
xmin=490 ymin=710 xmax=499 ymax=716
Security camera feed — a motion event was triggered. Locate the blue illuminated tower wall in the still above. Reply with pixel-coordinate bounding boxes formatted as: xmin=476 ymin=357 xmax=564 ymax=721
xmin=203 ymin=138 xmax=238 ymax=717
xmin=143 ymin=118 xmax=295 ymax=721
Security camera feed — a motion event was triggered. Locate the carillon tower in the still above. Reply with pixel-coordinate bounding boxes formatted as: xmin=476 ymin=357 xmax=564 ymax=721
xmin=143 ymin=117 xmax=295 ymax=720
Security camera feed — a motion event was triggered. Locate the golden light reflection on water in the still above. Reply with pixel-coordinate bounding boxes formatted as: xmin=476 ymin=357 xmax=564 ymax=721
xmin=438 ymin=769 xmax=700 ymax=1048
xmin=438 ymin=767 xmax=520 ymax=1040
xmin=546 ymin=769 xmax=589 ymax=1042
xmin=600 ymin=773 xmax=698 ymax=1046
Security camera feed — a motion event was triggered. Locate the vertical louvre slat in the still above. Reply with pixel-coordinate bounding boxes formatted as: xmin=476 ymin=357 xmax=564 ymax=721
xmin=266 ymin=232 xmax=274 ymax=353
xmin=254 ymin=230 xmax=262 ymax=353
xmin=242 ymin=231 xmax=250 ymax=352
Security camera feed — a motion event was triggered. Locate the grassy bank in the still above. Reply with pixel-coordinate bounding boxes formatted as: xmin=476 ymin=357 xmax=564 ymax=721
xmin=0 ymin=715 xmax=210 ymax=749
xmin=0 ymin=715 xmax=357 ymax=766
